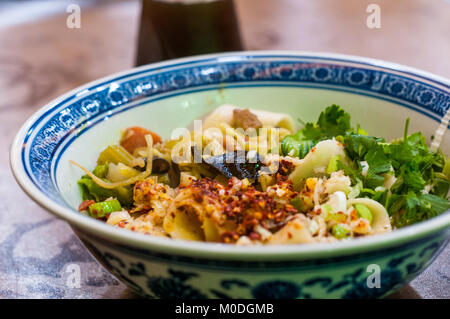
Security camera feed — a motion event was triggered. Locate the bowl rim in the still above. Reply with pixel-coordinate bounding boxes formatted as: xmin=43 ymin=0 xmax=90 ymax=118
xmin=10 ymin=50 xmax=450 ymax=261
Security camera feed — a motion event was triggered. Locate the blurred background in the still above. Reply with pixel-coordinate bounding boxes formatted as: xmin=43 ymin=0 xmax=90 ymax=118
xmin=0 ymin=0 xmax=449 ymax=298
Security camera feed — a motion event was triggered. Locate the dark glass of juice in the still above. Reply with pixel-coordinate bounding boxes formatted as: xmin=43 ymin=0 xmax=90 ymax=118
xmin=136 ymin=0 xmax=243 ymax=66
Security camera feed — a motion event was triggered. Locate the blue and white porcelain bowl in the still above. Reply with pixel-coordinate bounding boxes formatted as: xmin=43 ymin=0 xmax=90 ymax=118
xmin=11 ymin=52 xmax=450 ymax=298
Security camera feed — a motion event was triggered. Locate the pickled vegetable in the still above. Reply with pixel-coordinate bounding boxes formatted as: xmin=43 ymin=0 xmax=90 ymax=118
xmin=97 ymin=145 xmax=134 ymax=166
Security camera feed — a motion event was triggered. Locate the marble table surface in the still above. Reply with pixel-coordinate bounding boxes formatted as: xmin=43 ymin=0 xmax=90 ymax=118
xmin=0 ymin=0 xmax=448 ymax=299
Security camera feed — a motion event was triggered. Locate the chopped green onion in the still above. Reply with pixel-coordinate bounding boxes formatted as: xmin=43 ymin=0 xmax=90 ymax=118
xmin=88 ymin=199 xmax=122 ymax=218
xmin=332 ymin=224 xmax=353 ymax=239
xmin=326 ymin=155 xmax=339 ymax=174
xmin=281 ymin=136 xmax=315 ymax=159
xmin=354 ymin=203 xmax=373 ymax=224
xmin=290 ymin=196 xmax=304 ymax=212
xmin=291 ymin=195 xmax=313 ymax=213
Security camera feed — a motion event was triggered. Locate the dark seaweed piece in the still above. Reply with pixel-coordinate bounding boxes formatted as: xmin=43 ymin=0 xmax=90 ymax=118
xmin=135 ymin=157 xmax=170 ymax=174
xmin=152 ymin=157 xmax=171 ymax=174
xmin=133 ymin=156 xmax=180 ymax=187
xmin=168 ymin=162 xmax=180 ymax=188
xmin=202 ymin=150 xmax=265 ymax=181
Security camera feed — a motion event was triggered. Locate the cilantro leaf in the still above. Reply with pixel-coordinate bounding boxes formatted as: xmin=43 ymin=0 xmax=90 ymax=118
xmin=421 ymin=194 xmax=450 ymax=214
xmin=393 ymin=192 xmax=450 ymax=227
xmin=364 ymin=147 xmax=391 ymax=189
xmin=301 ymin=104 xmax=353 ymax=141
xmin=317 ymin=104 xmax=351 ymax=136
xmin=342 ymin=118 xmax=449 ymax=228
xmin=282 ymin=104 xmax=356 ymax=158
xmin=343 ymin=134 xmax=383 ymax=159
xmin=337 ymin=159 xmax=363 ymax=183
xmin=365 ymin=148 xmax=391 ymax=174
xmin=403 ymin=161 xmax=426 ymax=191
xmin=286 ymin=105 xmax=450 ymax=228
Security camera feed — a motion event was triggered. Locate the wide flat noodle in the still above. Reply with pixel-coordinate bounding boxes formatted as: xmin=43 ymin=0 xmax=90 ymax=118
xmin=203 ymin=104 xmax=297 ymax=133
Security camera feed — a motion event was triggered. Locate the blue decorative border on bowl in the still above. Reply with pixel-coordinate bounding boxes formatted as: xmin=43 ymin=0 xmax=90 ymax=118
xmin=78 ymin=228 xmax=448 ymax=299
xmin=78 ymin=228 xmax=446 ymax=271
xmin=21 ymin=55 xmax=449 ymax=199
